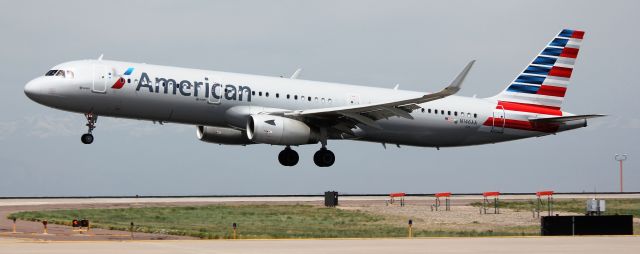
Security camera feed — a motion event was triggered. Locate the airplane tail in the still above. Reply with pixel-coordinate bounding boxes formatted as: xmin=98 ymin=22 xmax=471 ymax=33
xmin=492 ymin=29 xmax=584 ymax=112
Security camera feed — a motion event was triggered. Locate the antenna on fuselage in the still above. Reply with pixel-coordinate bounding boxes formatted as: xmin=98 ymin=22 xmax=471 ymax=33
xmin=290 ymin=68 xmax=302 ymax=79
xmin=98 ymin=54 xmax=104 ymax=61
xmin=393 ymin=84 xmax=400 ymax=90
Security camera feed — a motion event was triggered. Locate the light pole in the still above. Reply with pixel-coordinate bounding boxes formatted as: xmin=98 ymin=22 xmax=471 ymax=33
xmin=615 ymin=154 xmax=628 ymax=192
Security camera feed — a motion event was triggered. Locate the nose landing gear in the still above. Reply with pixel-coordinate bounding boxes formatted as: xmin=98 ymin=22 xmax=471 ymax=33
xmin=278 ymin=146 xmax=299 ymax=166
xmin=81 ymin=113 xmax=97 ymax=144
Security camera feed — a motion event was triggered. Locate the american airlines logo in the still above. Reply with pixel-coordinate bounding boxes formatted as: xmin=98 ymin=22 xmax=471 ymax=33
xmin=111 ymin=67 xmax=135 ymax=89
xmin=133 ymin=72 xmax=253 ymax=102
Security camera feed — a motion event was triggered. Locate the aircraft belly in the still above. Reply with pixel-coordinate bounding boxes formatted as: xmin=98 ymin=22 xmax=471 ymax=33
xmin=355 ymin=118 xmax=482 ymax=147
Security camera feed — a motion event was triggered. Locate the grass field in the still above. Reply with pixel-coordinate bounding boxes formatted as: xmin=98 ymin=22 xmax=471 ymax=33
xmin=471 ymin=199 xmax=640 ymax=217
xmin=9 ymin=204 xmax=534 ymax=239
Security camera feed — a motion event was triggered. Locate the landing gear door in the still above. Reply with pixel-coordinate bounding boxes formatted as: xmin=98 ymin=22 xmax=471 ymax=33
xmin=92 ymin=64 xmax=108 ymax=93
xmin=491 ymin=105 xmax=505 ymax=133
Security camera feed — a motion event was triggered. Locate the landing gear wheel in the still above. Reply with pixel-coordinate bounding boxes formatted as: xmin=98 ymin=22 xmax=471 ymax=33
xmin=314 ymin=148 xmax=335 ymax=167
xmin=81 ymin=133 xmax=94 ymax=144
xmin=278 ymin=147 xmax=299 ymax=166
xmin=81 ymin=113 xmax=98 ymax=144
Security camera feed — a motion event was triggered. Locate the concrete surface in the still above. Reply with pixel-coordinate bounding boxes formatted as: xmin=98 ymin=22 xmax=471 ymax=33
xmin=0 ymin=236 xmax=638 ymax=254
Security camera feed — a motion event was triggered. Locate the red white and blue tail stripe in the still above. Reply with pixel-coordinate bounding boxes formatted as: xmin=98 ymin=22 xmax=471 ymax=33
xmin=493 ymin=29 xmax=584 ymax=110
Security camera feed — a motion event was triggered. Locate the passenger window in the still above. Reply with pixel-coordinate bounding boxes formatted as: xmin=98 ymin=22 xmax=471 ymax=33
xmin=287 ymin=94 xmax=290 ymax=99
xmin=467 ymin=113 xmax=471 ymax=117
xmin=308 ymin=97 xmax=311 ymax=102
xmin=294 ymin=95 xmax=298 ymax=100
xmin=266 ymin=92 xmax=269 ymax=97
xmin=454 ymin=111 xmax=458 ymax=116
xmin=474 ymin=113 xmax=477 ymax=118
xmin=461 ymin=112 xmax=464 ymax=117
xmin=259 ymin=92 xmax=262 ymax=96
xmin=428 ymin=109 xmax=431 ymax=113
xmin=441 ymin=110 xmax=445 ymax=115
xmin=328 ymin=98 xmax=332 ymax=103
xmin=252 ymin=91 xmax=256 ymax=96
xmin=321 ymin=98 xmax=325 ymax=102
xmin=276 ymin=93 xmax=280 ymax=98
xmin=421 ymin=108 xmax=425 ymax=113
xmin=448 ymin=111 xmax=451 ymax=115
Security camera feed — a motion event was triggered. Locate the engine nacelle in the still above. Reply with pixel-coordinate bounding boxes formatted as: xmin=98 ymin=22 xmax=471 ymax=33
xmin=246 ymin=115 xmax=318 ymax=145
xmin=196 ymin=126 xmax=251 ymax=145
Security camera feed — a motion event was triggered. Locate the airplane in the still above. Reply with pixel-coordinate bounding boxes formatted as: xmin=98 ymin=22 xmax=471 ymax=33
xmin=24 ymin=29 xmax=602 ymax=167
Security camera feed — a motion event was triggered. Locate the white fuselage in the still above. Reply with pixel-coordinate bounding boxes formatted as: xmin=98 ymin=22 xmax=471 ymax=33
xmin=24 ymin=60 xmax=586 ymax=148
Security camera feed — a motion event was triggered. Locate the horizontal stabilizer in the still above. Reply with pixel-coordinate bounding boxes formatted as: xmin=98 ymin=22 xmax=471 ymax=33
xmin=529 ymin=114 xmax=605 ymax=123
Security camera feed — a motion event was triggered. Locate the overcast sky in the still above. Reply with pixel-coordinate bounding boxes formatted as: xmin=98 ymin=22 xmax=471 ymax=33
xmin=0 ymin=0 xmax=638 ymax=196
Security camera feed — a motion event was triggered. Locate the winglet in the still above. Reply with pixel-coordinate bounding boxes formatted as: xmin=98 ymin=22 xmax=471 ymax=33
xmin=290 ymin=68 xmax=302 ymax=79
xmin=443 ymin=60 xmax=475 ymax=94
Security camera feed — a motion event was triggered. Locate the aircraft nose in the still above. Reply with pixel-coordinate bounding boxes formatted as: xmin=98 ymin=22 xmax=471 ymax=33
xmin=24 ymin=77 xmax=46 ymax=101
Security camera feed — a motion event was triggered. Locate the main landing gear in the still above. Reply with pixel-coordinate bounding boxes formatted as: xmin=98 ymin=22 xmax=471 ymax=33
xmin=278 ymin=128 xmax=335 ymax=167
xmin=81 ymin=113 xmax=97 ymax=144
xmin=313 ymin=147 xmax=335 ymax=167
xmin=277 ymin=145 xmax=335 ymax=167
xmin=278 ymin=146 xmax=299 ymax=166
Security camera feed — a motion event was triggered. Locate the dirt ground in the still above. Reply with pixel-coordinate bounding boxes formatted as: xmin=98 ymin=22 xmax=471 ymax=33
xmin=341 ymin=203 xmax=570 ymax=233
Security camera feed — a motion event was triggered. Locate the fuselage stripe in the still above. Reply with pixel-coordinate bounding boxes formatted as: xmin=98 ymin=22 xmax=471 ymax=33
xmin=482 ymin=117 xmax=560 ymax=133
xmin=497 ymin=101 xmax=562 ymax=115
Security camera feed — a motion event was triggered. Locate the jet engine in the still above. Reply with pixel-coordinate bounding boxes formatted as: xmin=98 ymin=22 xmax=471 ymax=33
xmin=246 ymin=115 xmax=319 ymax=145
xmin=196 ymin=126 xmax=252 ymax=145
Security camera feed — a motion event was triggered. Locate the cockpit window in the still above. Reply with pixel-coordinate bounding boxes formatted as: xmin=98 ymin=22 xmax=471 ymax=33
xmin=45 ymin=69 xmax=72 ymax=78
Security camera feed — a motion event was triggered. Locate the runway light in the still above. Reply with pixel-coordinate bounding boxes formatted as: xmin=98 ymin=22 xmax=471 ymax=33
xmin=42 ymin=220 xmax=48 ymax=234
xmin=130 ymin=222 xmax=135 ymax=240
xmin=232 ymin=223 xmax=238 ymax=239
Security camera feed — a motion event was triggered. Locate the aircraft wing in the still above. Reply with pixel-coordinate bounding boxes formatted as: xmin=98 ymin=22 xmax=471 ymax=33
xmin=268 ymin=60 xmax=475 ymax=131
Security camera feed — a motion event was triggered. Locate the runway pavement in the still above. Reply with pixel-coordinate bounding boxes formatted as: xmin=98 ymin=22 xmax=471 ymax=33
xmin=0 ymin=236 xmax=638 ymax=254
